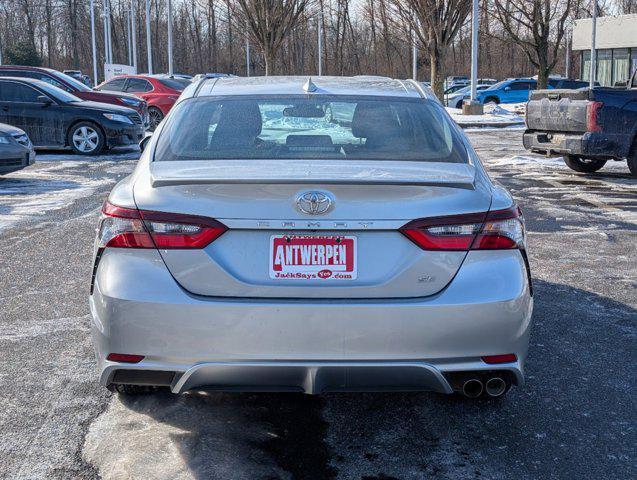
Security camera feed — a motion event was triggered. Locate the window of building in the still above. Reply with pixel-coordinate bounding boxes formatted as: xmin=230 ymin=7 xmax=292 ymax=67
xmin=612 ymin=49 xmax=630 ymax=86
xmin=582 ymin=51 xmax=591 ymax=82
xmin=596 ymin=50 xmax=612 ymax=86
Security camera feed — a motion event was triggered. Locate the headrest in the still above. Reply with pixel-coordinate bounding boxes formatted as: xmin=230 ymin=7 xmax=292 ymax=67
xmin=351 ymin=102 xmax=399 ymax=139
xmin=212 ymin=101 xmax=262 ymax=145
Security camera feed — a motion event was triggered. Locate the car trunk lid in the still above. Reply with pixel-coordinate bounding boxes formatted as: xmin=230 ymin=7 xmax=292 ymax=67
xmin=134 ymin=160 xmax=491 ymax=299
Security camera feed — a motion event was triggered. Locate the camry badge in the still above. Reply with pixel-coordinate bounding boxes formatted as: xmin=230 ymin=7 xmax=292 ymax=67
xmin=296 ymin=191 xmax=333 ymax=215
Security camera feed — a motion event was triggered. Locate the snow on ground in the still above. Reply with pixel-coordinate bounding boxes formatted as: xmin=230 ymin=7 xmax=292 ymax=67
xmin=447 ymin=102 xmax=526 ymax=128
xmin=0 ymin=149 xmax=138 ymax=233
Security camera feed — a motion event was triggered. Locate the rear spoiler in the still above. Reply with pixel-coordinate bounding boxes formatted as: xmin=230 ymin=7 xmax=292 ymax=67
xmin=149 ymin=160 xmax=477 ymax=189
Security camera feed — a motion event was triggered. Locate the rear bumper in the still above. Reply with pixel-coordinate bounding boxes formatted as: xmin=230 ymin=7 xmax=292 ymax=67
xmin=89 ymin=249 xmax=533 ymax=394
xmin=523 ymin=130 xmax=626 ymax=159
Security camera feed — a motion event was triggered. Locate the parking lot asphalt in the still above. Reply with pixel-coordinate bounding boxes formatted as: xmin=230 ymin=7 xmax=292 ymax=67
xmin=0 ymin=130 xmax=635 ymax=480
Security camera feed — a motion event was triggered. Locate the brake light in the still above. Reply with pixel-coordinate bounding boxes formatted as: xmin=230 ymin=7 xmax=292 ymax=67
xmin=482 ymin=354 xmax=517 ymax=364
xmin=98 ymin=201 xmax=227 ymax=249
xmin=400 ymin=206 xmax=525 ymax=251
xmin=107 ymin=353 xmax=145 ymax=363
xmin=586 ymin=101 xmax=603 ymax=132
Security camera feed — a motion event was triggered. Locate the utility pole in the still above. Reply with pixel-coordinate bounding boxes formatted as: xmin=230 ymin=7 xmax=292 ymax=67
xmin=590 ymin=0 xmax=597 ymax=88
xmin=167 ymin=0 xmax=174 ymax=75
xmin=246 ymin=39 xmax=250 ymax=77
xmin=90 ymin=0 xmax=98 ymax=85
xmin=145 ymin=0 xmax=153 ymax=74
xmin=318 ymin=14 xmax=323 ymax=75
xmin=131 ymin=0 xmax=138 ymax=71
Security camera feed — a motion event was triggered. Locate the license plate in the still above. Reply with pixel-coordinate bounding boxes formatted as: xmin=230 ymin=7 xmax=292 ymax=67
xmin=269 ymin=235 xmax=357 ymax=280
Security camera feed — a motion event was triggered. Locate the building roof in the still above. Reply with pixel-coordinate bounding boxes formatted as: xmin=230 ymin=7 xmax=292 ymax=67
xmin=572 ymin=14 xmax=637 ymax=51
xmin=195 ymin=76 xmax=428 ymax=99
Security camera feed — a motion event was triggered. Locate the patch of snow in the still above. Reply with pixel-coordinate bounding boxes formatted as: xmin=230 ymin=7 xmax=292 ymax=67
xmin=0 ymin=151 xmax=137 ymax=232
xmin=446 ymin=103 xmax=525 ymax=127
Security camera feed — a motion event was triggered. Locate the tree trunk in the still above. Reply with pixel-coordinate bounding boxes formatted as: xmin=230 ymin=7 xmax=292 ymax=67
xmin=264 ymin=49 xmax=275 ymax=75
xmin=430 ymin=50 xmax=445 ymax=100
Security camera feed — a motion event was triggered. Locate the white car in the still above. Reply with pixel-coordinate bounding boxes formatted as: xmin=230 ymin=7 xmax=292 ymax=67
xmin=445 ymin=85 xmax=492 ymax=108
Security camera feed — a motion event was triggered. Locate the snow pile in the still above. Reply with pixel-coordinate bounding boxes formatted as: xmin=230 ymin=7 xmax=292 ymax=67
xmin=446 ymin=102 xmax=526 ymax=128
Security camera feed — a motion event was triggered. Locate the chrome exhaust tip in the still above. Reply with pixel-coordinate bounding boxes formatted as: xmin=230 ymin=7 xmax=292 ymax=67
xmin=485 ymin=377 xmax=507 ymax=397
xmin=462 ymin=379 xmax=483 ymax=398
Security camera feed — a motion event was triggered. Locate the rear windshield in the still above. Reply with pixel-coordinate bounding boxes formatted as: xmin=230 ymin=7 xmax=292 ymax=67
xmin=158 ymin=77 xmax=190 ymax=91
xmin=154 ymin=95 xmax=467 ymax=163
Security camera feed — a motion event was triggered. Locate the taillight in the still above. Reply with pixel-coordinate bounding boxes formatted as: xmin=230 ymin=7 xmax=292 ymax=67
xmin=401 ymin=206 xmax=525 ymax=251
xmin=586 ymin=101 xmax=603 ymax=132
xmin=98 ymin=201 xmax=227 ymax=249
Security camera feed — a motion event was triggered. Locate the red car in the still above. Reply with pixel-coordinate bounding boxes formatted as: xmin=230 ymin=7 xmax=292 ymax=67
xmin=0 ymin=66 xmax=148 ymax=126
xmin=96 ymin=75 xmax=190 ymax=130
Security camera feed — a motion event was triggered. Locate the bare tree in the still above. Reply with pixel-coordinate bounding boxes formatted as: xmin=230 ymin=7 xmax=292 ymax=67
xmin=235 ymin=0 xmax=312 ymax=75
xmin=493 ymin=0 xmax=573 ymax=89
xmin=391 ymin=0 xmax=472 ymax=99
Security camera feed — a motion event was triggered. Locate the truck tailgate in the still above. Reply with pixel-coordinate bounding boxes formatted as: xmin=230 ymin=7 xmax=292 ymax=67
xmin=526 ymin=89 xmax=591 ymax=133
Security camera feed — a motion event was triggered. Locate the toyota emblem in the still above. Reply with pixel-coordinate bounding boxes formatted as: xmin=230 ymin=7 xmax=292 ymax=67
xmin=296 ymin=191 xmax=333 ymax=215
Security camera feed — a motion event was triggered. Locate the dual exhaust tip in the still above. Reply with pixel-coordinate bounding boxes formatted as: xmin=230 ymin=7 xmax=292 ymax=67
xmin=462 ymin=377 xmax=507 ymax=398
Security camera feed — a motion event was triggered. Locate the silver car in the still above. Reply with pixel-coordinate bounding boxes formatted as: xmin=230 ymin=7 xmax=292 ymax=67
xmin=90 ymin=76 xmax=533 ymax=399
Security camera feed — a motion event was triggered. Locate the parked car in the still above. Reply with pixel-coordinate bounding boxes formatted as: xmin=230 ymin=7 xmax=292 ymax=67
xmin=476 ymin=77 xmax=592 ymax=105
xmin=63 ymin=70 xmax=84 ymax=82
xmin=191 ymin=73 xmax=235 ymax=83
xmin=523 ymin=69 xmax=637 ymax=177
xmin=444 ymin=84 xmax=491 ymax=108
xmin=91 ymin=76 xmax=532 ymax=399
xmin=0 ymin=66 xmax=148 ymax=125
xmin=0 ymin=122 xmax=35 ymax=174
xmin=477 ymin=78 xmax=498 ymax=85
xmin=445 ymin=76 xmax=469 ymax=89
xmin=0 ymin=77 xmax=145 ymax=155
xmin=444 ymin=84 xmax=468 ymax=95
xmin=96 ymin=74 xmax=190 ymax=130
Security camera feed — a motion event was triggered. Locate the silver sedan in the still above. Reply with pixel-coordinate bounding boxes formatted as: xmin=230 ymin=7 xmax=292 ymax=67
xmin=89 ymin=76 xmax=533 ymax=399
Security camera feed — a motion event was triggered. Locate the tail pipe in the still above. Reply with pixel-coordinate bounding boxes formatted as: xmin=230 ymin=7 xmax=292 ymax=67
xmin=462 ymin=379 xmax=483 ymax=398
xmin=485 ymin=377 xmax=507 ymax=397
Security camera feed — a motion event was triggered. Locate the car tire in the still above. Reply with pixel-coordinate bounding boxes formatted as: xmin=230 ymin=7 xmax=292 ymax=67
xmin=564 ymin=155 xmax=607 ymax=173
xmin=455 ymin=99 xmax=464 ymax=109
xmin=148 ymin=107 xmax=164 ymax=131
xmin=627 ymin=140 xmax=637 ymax=177
xmin=68 ymin=122 xmax=105 ymax=155
xmin=484 ymin=96 xmax=499 ymax=104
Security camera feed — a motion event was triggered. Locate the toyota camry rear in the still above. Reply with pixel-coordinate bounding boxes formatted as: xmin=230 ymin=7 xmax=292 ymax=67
xmin=89 ymin=76 xmax=533 ymax=399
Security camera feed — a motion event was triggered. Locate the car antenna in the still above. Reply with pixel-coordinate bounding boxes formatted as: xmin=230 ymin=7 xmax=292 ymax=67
xmin=303 ymin=77 xmax=318 ymax=93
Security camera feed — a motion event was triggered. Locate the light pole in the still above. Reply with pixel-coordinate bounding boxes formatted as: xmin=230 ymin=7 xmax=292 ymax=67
xmin=103 ymin=1 xmax=109 ymax=64
xmin=463 ymin=0 xmax=482 ymax=115
xmin=167 ymin=0 xmax=174 ymax=75
xmin=589 ymin=0 xmax=597 ymax=88
xmin=145 ymin=0 xmax=153 ymax=74
xmin=246 ymin=38 xmax=250 ymax=77
xmin=127 ymin=7 xmax=132 ymax=65
xmin=411 ymin=29 xmax=417 ymax=80
xmin=90 ymin=0 xmax=98 ymax=85
xmin=131 ymin=0 xmax=138 ymax=71
xmin=318 ymin=14 xmax=323 ymax=75
xmin=469 ymin=0 xmax=479 ymax=101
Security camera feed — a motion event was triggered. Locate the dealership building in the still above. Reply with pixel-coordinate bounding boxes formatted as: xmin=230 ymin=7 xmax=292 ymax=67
xmin=572 ymin=14 xmax=637 ymax=86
